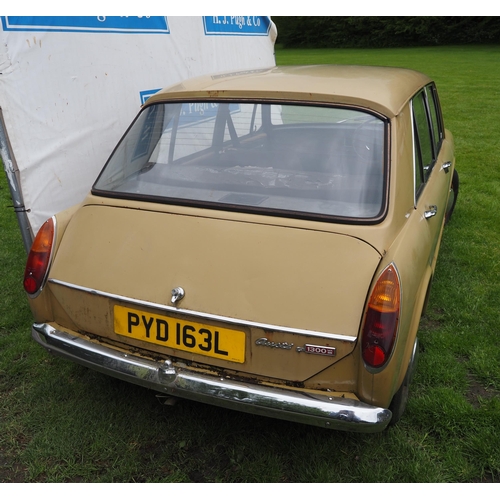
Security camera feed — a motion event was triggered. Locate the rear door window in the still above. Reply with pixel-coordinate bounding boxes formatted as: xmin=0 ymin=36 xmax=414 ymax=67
xmin=412 ymin=84 xmax=443 ymax=199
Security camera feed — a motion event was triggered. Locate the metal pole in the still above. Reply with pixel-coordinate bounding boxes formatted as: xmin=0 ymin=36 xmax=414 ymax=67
xmin=0 ymin=109 xmax=34 ymax=253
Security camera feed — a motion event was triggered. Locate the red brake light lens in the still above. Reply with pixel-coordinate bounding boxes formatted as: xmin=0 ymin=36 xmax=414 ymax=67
xmin=24 ymin=217 xmax=55 ymax=296
xmin=361 ymin=264 xmax=401 ymax=369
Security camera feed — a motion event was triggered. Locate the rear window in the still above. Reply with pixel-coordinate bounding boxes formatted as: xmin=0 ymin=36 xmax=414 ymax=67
xmin=93 ymin=101 xmax=387 ymax=221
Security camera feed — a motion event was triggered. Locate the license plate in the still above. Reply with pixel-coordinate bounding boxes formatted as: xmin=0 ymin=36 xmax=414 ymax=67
xmin=114 ymin=305 xmax=245 ymax=363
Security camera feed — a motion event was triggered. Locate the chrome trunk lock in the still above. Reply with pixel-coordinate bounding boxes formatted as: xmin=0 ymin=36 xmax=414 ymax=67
xmin=171 ymin=286 xmax=185 ymax=305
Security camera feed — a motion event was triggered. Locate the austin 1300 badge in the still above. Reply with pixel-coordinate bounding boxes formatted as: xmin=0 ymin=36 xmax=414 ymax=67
xmin=255 ymin=338 xmax=336 ymax=357
xmin=296 ymin=344 xmax=336 ymax=357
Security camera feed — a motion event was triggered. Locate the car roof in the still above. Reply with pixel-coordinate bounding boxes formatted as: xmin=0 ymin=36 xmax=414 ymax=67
xmin=147 ymin=65 xmax=432 ymax=118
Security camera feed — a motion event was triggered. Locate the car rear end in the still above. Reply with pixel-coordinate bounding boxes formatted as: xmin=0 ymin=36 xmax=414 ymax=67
xmin=25 ymin=68 xmax=416 ymax=431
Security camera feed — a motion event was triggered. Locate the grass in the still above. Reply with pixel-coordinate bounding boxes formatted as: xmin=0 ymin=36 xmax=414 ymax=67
xmin=1 ymin=45 xmax=500 ymax=483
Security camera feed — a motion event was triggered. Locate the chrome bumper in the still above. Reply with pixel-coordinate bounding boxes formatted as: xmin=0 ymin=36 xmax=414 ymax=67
xmin=32 ymin=323 xmax=392 ymax=432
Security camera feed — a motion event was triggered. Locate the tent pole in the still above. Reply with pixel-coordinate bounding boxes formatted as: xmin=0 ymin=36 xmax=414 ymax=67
xmin=0 ymin=110 xmax=34 ymax=253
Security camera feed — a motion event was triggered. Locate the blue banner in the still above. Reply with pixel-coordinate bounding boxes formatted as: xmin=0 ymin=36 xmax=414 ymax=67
xmin=203 ymin=17 xmax=271 ymax=36
xmin=1 ymin=16 xmax=169 ymax=34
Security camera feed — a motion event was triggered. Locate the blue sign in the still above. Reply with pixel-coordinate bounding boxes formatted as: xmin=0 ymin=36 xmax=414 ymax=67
xmin=1 ymin=16 xmax=169 ymax=34
xmin=140 ymin=89 xmax=162 ymax=105
xmin=203 ymin=17 xmax=271 ymax=36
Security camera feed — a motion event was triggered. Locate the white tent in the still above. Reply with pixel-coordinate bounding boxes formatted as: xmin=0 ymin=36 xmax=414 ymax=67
xmin=0 ymin=16 xmax=277 ymax=251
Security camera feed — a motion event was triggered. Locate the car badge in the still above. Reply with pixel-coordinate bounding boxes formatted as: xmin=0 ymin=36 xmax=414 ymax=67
xmin=171 ymin=287 xmax=185 ymax=305
xmin=296 ymin=344 xmax=336 ymax=357
xmin=255 ymin=337 xmax=294 ymax=350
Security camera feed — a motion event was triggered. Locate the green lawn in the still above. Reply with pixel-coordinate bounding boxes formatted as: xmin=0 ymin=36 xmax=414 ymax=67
xmin=1 ymin=45 xmax=499 ymax=482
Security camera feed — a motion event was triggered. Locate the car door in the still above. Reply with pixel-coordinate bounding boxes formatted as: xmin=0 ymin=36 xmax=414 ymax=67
xmin=413 ymin=84 xmax=453 ymax=268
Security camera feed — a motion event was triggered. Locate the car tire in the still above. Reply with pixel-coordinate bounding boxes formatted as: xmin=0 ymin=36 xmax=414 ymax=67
xmin=389 ymin=364 xmax=411 ymax=425
xmin=445 ymin=169 xmax=459 ymax=224
xmin=389 ymin=338 xmax=419 ymax=426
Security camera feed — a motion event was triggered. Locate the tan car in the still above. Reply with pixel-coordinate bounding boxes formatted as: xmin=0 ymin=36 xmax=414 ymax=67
xmin=24 ymin=65 xmax=458 ymax=432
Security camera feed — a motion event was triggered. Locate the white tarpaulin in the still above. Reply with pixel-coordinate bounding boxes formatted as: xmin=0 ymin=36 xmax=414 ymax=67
xmin=0 ymin=16 xmax=277 ymax=248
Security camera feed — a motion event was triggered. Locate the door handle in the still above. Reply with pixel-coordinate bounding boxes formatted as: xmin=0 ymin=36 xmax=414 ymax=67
xmin=424 ymin=205 xmax=438 ymax=219
xmin=441 ymin=161 xmax=452 ymax=173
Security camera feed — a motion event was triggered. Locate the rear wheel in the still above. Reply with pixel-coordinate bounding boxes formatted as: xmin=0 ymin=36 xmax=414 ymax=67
xmin=445 ymin=169 xmax=459 ymax=224
xmin=389 ymin=338 xmax=419 ymax=425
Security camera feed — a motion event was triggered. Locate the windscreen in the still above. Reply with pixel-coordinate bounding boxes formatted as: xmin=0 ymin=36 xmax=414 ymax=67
xmin=93 ymin=101 xmax=387 ymax=220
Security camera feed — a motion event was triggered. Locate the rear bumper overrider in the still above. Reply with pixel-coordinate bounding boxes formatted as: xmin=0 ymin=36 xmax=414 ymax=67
xmin=32 ymin=323 xmax=392 ymax=432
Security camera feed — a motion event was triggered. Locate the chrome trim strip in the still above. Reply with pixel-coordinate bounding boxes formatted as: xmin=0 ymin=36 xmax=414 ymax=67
xmin=411 ymin=98 xmax=417 ymax=207
xmin=48 ymin=278 xmax=357 ymax=342
xmin=32 ymin=323 xmax=391 ymax=432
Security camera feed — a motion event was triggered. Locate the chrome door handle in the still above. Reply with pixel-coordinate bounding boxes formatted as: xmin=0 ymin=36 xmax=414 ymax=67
xmin=424 ymin=205 xmax=438 ymax=219
xmin=441 ymin=161 xmax=452 ymax=173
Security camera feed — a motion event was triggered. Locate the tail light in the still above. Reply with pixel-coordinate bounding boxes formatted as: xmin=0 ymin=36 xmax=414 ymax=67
xmin=23 ymin=217 xmax=56 ymax=296
xmin=361 ymin=263 xmax=401 ymax=369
